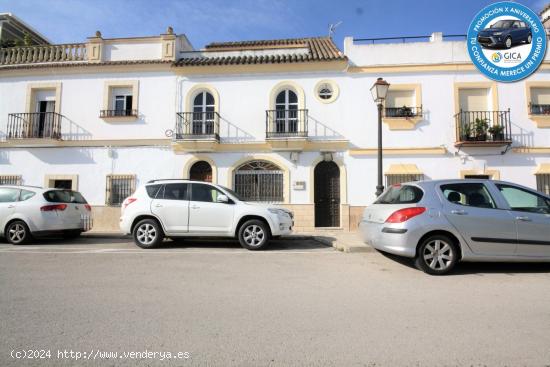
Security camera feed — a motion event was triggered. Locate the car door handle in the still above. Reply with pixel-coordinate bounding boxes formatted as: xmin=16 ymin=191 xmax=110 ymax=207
xmin=7 ymin=205 xmax=15 ymax=209
xmin=154 ymin=203 xmax=163 ymax=208
xmin=515 ymin=216 xmax=532 ymax=222
xmin=191 ymin=205 xmax=200 ymax=209
xmin=451 ymin=210 xmax=467 ymax=215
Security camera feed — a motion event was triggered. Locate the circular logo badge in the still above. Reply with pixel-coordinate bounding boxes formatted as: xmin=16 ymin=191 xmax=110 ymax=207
xmin=467 ymin=1 xmax=547 ymax=82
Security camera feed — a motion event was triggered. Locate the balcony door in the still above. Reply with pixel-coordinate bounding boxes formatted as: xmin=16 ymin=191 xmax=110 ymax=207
xmin=35 ymin=98 xmax=55 ymax=138
xmin=275 ymin=89 xmax=298 ymax=135
xmin=192 ymin=92 xmax=215 ymax=135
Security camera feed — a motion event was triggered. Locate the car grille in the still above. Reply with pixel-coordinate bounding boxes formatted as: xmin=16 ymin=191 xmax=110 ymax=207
xmin=478 ymin=37 xmax=492 ymax=43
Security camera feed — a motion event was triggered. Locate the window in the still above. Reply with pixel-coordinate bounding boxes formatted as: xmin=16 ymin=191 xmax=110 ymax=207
xmin=375 ymin=185 xmax=423 ymax=204
xmin=106 ymin=175 xmax=135 ymax=206
xmin=275 ymin=89 xmax=298 ymax=134
xmin=234 ymin=160 xmax=284 ymax=202
xmin=529 ymin=87 xmax=550 ymax=115
xmin=161 ymin=183 xmax=188 ymax=201
xmin=52 ymin=179 xmax=73 ymax=189
xmin=20 ymin=190 xmax=35 ymax=201
xmin=496 ymin=184 xmax=550 ymax=214
xmin=440 ymin=183 xmax=496 ymax=209
xmin=190 ymin=183 xmax=224 ymax=203
xmin=192 ymin=92 xmax=215 ymax=135
xmin=318 ymin=84 xmax=333 ymax=100
xmin=102 ymin=81 xmax=139 ymax=119
xmin=0 ymin=188 xmax=20 ymax=203
xmin=0 ymin=175 xmax=22 ymax=185
xmin=112 ymin=87 xmax=133 ymax=117
xmin=385 ymin=89 xmax=417 ymax=117
xmin=385 ymin=174 xmax=424 ymax=187
xmin=189 ymin=161 xmax=213 ymax=182
xmin=315 ymin=80 xmax=339 ymax=103
xmin=43 ymin=190 xmax=87 ymax=204
xmin=145 ymin=184 xmax=162 ymax=199
xmin=536 ymin=174 xmax=550 ymax=195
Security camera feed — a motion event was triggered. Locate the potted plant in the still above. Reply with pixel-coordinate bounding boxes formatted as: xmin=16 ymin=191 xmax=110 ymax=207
xmin=488 ymin=124 xmax=505 ymax=141
xmin=473 ymin=118 xmax=488 ymax=141
xmin=461 ymin=123 xmax=473 ymax=141
xmin=398 ymin=105 xmax=413 ymax=118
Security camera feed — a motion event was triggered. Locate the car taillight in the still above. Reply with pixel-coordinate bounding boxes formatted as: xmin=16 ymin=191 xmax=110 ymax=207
xmin=84 ymin=204 xmax=92 ymax=211
xmin=385 ymin=207 xmax=426 ymax=223
xmin=122 ymin=198 xmax=137 ymax=209
xmin=41 ymin=204 xmax=68 ymax=212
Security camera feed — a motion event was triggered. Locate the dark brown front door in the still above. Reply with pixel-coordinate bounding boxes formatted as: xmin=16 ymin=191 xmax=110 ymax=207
xmin=189 ymin=161 xmax=212 ymax=182
xmin=314 ymin=161 xmax=340 ymax=227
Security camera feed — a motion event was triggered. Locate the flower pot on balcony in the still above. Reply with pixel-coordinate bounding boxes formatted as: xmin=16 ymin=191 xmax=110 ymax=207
xmin=491 ymin=133 xmax=504 ymax=141
xmin=474 ymin=134 xmax=487 ymax=141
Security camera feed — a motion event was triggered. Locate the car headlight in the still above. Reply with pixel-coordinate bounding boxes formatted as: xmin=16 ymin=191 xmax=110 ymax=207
xmin=493 ymin=32 xmax=502 ymax=36
xmin=268 ymin=208 xmax=288 ymax=217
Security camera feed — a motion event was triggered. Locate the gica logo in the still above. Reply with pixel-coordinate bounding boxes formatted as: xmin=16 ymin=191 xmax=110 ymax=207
xmin=467 ymin=1 xmax=547 ymax=82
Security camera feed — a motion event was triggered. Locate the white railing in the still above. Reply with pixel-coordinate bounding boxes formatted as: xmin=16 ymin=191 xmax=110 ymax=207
xmin=0 ymin=44 xmax=87 ymax=65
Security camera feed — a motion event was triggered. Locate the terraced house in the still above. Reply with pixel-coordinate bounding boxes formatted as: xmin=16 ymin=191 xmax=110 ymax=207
xmin=1 ymin=20 xmax=550 ymax=232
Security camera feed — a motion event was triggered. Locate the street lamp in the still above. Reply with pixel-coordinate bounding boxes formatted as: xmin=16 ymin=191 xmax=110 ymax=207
xmin=370 ymin=77 xmax=390 ymax=197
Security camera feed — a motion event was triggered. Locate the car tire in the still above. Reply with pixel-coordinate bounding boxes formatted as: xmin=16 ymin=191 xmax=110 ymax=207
xmin=505 ymin=36 xmax=512 ymax=49
xmin=415 ymin=235 xmax=459 ymax=275
xmin=133 ymin=219 xmax=164 ymax=249
xmin=5 ymin=220 xmax=32 ymax=245
xmin=238 ymin=219 xmax=269 ymax=251
xmin=63 ymin=230 xmax=82 ymax=239
xmin=527 ymin=34 xmax=532 ymax=44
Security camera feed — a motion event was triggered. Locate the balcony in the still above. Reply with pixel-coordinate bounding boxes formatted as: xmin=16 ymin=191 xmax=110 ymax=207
xmin=454 ymin=110 xmax=512 ymax=148
xmin=529 ymin=103 xmax=550 ymax=115
xmin=100 ymin=109 xmax=138 ymax=118
xmin=6 ymin=112 xmax=63 ymax=143
xmin=172 ymin=112 xmax=220 ymax=152
xmin=0 ymin=44 xmax=87 ymax=65
xmin=265 ymin=109 xmax=308 ymax=151
xmin=384 ymin=106 xmax=422 ymax=118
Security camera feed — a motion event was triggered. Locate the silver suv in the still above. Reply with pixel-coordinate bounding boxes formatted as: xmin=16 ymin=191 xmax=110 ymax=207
xmin=360 ymin=179 xmax=550 ymax=275
xmin=120 ymin=179 xmax=294 ymax=250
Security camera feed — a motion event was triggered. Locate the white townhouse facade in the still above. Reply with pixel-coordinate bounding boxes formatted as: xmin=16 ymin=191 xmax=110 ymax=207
xmin=0 ymin=26 xmax=549 ymax=232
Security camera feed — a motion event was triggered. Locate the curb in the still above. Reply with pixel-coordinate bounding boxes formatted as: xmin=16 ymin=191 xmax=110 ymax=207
xmin=312 ymin=236 xmax=374 ymax=253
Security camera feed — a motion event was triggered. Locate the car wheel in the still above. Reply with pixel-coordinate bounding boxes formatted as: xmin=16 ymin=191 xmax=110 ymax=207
xmin=63 ymin=230 xmax=82 ymax=239
xmin=238 ymin=220 xmax=269 ymax=250
xmin=415 ymin=235 xmax=459 ymax=275
xmin=505 ymin=36 xmax=512 ymax=49
xmin=133 ymin=219 xmax=163 ymax=249
xmin=527 ymin=34 xmax=532 ymax=44
xmin=6 ymin=220 xmax=31 ymax=245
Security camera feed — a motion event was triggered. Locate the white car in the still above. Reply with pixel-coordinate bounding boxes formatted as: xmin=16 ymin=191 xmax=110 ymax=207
xmin=120 ymin=179 xmax=294 ymax=250
xmin=0 ymin=185 xmax=93 ymax=244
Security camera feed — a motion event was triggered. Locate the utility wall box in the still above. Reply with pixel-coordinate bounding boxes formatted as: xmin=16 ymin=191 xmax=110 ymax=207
xmin=293 ymin=181 xmax=306 ymax=190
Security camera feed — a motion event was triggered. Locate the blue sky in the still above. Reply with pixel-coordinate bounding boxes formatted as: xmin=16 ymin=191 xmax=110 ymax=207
xmin=0 ymin=0 xmax=547 ymax=49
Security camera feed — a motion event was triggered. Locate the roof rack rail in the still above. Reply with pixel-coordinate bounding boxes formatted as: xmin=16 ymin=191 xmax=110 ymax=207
xmin=146 ymin=178 xmax=191 ymax=184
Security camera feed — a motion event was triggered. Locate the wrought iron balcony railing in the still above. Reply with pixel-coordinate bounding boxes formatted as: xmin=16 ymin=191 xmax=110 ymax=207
xmin=265 ymin=109 xmax=308 ymax=138
xmin=174 ymin=112 xmax=220 ymax=140
xmin=529 ymin=103 xmax=550 ymax=115
xmin=100 ymin=109 xmax=138 ymax=118
xmin=0 ymin=44 xmax=87 ymax=65
xmin=384 ymin=106 xmax=423 ymax=118
xmin=454 ymin=109 xmax=512 ymax=145
xmin=6 ymin=112 xmax=63 ymax=140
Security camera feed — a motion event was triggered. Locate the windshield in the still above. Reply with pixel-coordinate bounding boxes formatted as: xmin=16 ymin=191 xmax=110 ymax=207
xmin=217 ymin=185 xmax=245 ymax=201
xmin=375 ymin=184 xmax=424 ymax=204
xmin=490 ymin=20 xmax=514 ymax=29
xmin=43 ymin=190 xmax=88 ymax=204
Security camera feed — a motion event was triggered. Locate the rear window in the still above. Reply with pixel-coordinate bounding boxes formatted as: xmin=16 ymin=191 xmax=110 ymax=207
xmin=375 ymin=185 xmax=423 ymax=204
xmin=145 ymin=184 xmax=162 ymax=198
xmin=43 ymin=190 xmax=87 ymax=204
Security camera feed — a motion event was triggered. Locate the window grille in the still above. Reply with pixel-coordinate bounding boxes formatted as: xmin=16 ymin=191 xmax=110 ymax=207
xmin=0 ymin=175 xmax=22 ymax=185
xmin=536 ymin=174 xmax=550 ymax=195
xmin=234 ymin=161 xmax=284 ymax=202
xmin=385 ymin=174 xmax=424 ymax=187
xmin=106 ymin=175 xmax=135 ymax=206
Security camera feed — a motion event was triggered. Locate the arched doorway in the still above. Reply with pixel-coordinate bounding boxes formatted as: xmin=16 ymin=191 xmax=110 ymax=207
xmin=189 ymin=160 xmax=213 ymax=182
xmin=314 ymin=161 xmax=340 ymax=227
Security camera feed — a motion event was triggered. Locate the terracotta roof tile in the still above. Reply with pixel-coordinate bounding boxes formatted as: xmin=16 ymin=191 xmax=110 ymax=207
xmin=175 ymin=37 xmax=346 ymax=67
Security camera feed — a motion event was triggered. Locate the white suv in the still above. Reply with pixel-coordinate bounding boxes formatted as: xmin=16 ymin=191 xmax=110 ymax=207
xmin=120 ymin=179 xmax=294 ymax=250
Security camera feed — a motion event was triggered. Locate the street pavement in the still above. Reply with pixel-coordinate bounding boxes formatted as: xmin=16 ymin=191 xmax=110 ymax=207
xmin=1 ymin=236 xmax=550 ymax=366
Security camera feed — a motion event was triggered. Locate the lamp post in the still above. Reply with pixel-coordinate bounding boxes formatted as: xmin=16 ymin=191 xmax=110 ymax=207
xmin=370 ymin=77 xmax=390 ymax=197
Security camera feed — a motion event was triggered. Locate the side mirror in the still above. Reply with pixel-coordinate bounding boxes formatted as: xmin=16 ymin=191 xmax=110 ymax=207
xmin=217 ymin=194 xmax=229 ymax=203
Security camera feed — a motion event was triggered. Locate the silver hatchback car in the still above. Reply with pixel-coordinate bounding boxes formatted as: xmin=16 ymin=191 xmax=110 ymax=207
xmin=359 ymin=179 xmax=550 ymax=275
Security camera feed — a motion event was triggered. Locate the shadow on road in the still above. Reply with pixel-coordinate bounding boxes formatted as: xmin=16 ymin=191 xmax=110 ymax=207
xmin=378 ymin=250 xmax=550 ymax=275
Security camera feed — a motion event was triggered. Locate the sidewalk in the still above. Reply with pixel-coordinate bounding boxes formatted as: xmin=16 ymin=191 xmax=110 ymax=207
xmin=84 ymin=230 xmax=373 ymax=253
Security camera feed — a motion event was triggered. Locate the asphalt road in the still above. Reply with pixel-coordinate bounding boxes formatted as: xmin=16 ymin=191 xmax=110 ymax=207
xmin=1 ymin=236 xmax=550 ymax=367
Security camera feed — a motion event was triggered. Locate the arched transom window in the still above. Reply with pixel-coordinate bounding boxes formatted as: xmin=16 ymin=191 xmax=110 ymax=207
xmin=192 ymin=91 xmax=215 ymax=135
xmin=234 ymin=160 xmax=283 ymax=202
